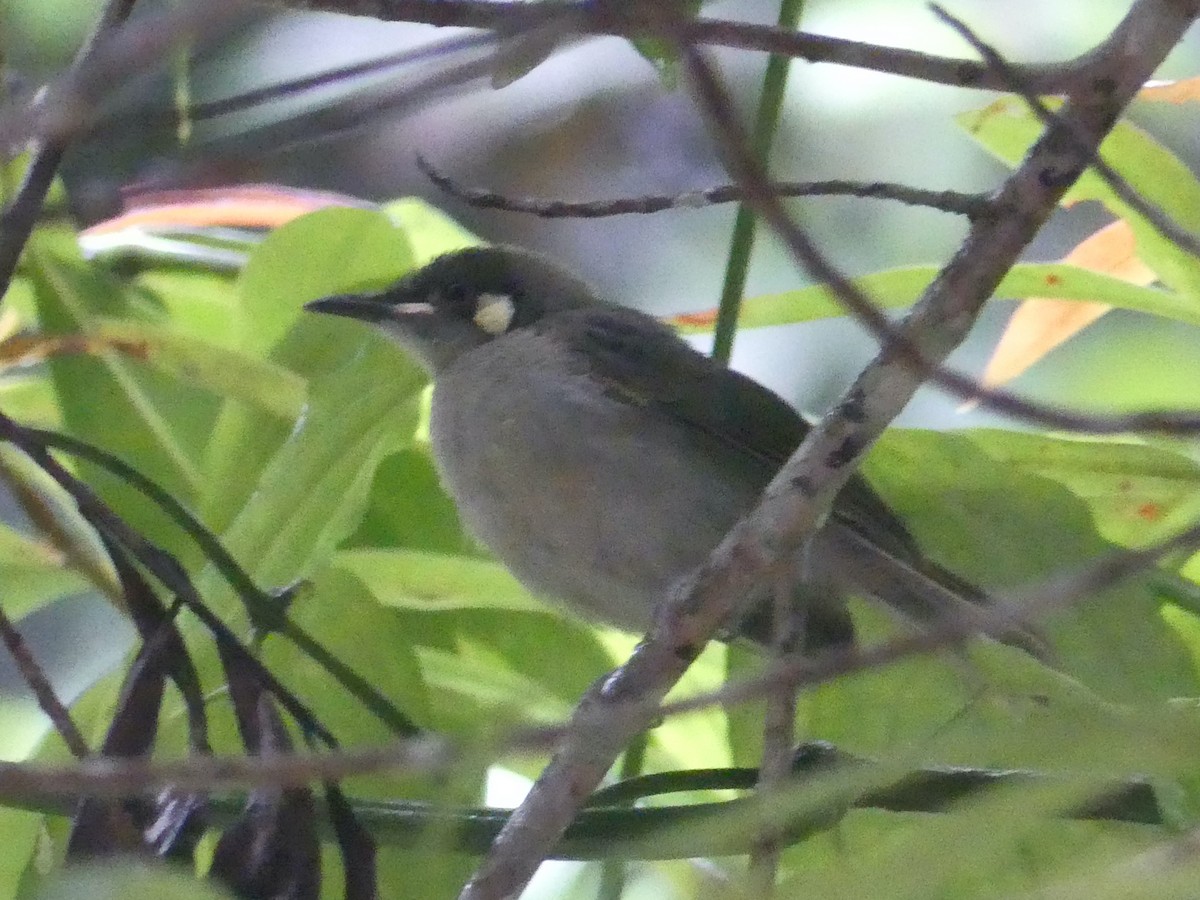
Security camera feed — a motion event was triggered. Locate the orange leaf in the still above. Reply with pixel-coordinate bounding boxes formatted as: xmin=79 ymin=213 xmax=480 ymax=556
xmin=1138 ymin=77 xmax=1200 ymax=104
xmin=81 ymin=184 xmax=372 ymax=235
xmin=669 ymin=309 xmax=719 ymax=328
xmin=0 ymin=332 xmax=151 ymax=370
xmin=977 ymin=220 xmax=1156 ymax=393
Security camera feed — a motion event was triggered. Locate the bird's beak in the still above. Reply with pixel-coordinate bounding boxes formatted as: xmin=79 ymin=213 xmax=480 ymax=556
xmin=305 ymin=294 xmax=435 ymax=323
xmin=306 ymin=291 xmax=462 ymax=374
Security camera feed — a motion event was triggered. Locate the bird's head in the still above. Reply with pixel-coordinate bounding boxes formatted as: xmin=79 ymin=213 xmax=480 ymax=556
xmin=305 ymin=245 xmax=602 ymax=373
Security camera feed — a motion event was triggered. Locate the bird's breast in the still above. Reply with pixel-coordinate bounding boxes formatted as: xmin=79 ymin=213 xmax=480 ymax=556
xmin=428 ymin=331 xmax=757 ymax=631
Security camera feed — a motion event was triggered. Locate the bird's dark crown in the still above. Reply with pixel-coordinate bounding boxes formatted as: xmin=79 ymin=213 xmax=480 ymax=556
xmin=306 ymin=245 xmax=609 ymax=373
xmin=387 ymin=245 xmax=603 ymax=336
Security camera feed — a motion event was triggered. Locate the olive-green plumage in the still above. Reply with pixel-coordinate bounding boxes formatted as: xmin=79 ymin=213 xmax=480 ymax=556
xmin=308 ymin=245 xmax=1041 ymax=654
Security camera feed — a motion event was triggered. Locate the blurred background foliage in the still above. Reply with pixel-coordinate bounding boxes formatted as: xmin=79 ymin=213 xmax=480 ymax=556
xmin=0 ymin=0 xmax=1197 ymax=897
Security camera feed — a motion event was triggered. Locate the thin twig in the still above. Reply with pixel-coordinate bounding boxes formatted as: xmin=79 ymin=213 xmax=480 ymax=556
xmin=747 ymin=570 xmax=803 ymax=895
xmin=0 ymin=744 xmax=1165 ymax=856
xmin=932 ymin=4 xmax=1200 ymax=262
xmin=200 ymin=24 xmax=511 ymax=165
xmin=267 ymin=0 xmax=1104 ymax=94
xmin=114 ymin=29 xmax=497 ymax=130
xmin=0 ymin=733 xmax=454 ymax=799
xmin=0 ymin=0 xmax=141 ymax=297
xmin=0 ymin=605 xmax=89 ymax=758
xmin=417 ymin=155 xmax=991 ymax=219
xmin=685 ymin=12 xmax=1200 ymax=437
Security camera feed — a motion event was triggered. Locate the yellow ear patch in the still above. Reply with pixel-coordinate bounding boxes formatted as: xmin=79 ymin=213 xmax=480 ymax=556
xmin=473 ymin=293 xmax=516 ymax=334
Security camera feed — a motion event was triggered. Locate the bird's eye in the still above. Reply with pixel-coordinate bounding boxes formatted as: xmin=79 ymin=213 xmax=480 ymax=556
xmin=443 ymin=283 xmax=472 ymax=308
xmin=473 ymin=293 xmax=516 ymax=335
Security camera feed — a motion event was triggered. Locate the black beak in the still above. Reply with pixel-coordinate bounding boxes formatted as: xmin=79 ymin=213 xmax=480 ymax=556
xmin=304 ymin=293 xmax=393 ymax=323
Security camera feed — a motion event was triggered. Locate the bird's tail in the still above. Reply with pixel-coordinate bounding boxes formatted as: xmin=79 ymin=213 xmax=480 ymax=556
xmin=828 ymin=523 xmax=1052 ymax=661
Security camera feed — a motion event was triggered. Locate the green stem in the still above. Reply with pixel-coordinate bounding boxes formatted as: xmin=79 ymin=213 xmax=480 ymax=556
xmin=711 ymin=0 xmax=806 ymax=364
xmin=4 ymin=756 xmax=1161 ymax=858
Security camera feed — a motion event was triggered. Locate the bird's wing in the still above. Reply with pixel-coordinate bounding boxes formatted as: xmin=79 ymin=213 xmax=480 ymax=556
xmin=546 ymin=306 xmax=1054 ymax=657
xmin=545 ymin=306 xmax=921 ymax=560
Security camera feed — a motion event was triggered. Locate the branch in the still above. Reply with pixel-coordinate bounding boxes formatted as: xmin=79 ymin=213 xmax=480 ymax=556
xmin=262 ymin=0 xmax=1106 ymax=93
xmin=933 ymin=4 xmax=1200 ymax=261
xmin=0 ymin=743 xmax=1165 ymax=857
xmin=0 ymin=0 xmax=141 ymax=299
xmin=459 ymin=2 xmax=1200 ymax=896
xmin=685 ymin=11 xmax=1200 ymax=437
xmin=0 ymin=605 xmax=88 ymax=758
xmin=660 ymin=517 xmax=1200 ymax=723
xmin=417 ymin=154 xmax=991 ymax=219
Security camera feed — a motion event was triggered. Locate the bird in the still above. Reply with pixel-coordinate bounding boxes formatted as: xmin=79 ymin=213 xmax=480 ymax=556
xmin=306 ymin=245 xmax=1043 ymax=655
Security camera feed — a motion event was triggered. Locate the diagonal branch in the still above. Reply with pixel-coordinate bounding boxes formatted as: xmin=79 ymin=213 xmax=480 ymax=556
xmin=0 ymin=0 xmax=141 ymax=299
xmin=0 ymin=605 xmax=88 ymax=758
xmin=933 ymin=3 xmax=1200 ymax=261
xmin=457 ymin=2 xmax=1200 ymax=897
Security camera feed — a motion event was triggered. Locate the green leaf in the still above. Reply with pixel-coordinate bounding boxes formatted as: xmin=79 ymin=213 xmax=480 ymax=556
xmin=674 ymin=263 xmax=1198 ymax=333
xmin=261 ymin=567 xmax=433 ymax=740
xmin=0 ymin=376 xmax=62 ymax=429
xmin=957 ymin=98 xmax=1200 ymax=297
xmin=34 ymin=863 xmax=236 ymax=900
xmin=0 ymin=523 xmax=90 ymax=619
xmin=233 ymin=207 xmax=414 ymax=356
xmin=416 ymin=644 xmax=576 ymax=722
xmin=90 ymin=319 xmax=306 ymax=419
xmin=0 ymin=696 xmax=59 ymax=761
xmin=629 ymin=0 xmax=700 ymax=87
xmin=865 ymin=429 xmax=1195 ymax=705
xmin=0 ymin=807 xmax=42 ymax=900
xmin=348 ymin=447 xmax=473 ymax=553
xmin=333 ymin=547 xmax=546 ymax=613
xmin=129 ymin=268 xmax=240 ymax=350
xmin=26 ymin=230 xmax=212 ymax=535
xmin=381 ymin=198 xmax=479 ymax=264
xmin=800 ymin=599 xmax=975 ymax=755
xmin=964 ymin=430 xmax=1200 ymax=547
xmin=1161 ymin=605 xmax=1200 ymax=687
xmin=0 ymin=446 xmax=119 ymax=606
xmin=200 ymin=208 xmax=417 ymax=533
xmin=197 ymin=337 xmax=424 ymax=620
xmin=399 ymin=608 xmax=615 ymax=736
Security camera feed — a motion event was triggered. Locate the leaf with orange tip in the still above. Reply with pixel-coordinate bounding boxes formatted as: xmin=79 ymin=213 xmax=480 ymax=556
xmin=669 ymin=261 xmax=1188 ymax=335
xmin=957 ymin=102 xmax=1200 ymax=295
xmin=78 ymin=184 xmax=378 ymax=268
xmin=82 ymin=184 xmax=374 ymax=236
xmin=1139 ymin=77 xmax=1200 ymax=104
xmin=671 ymin=309 xmax=719 ymax=329
xmin=977 ymin=221 xmax=1156 ymax=396
xmin=0 ymin=321 xmax=305 ymax=419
